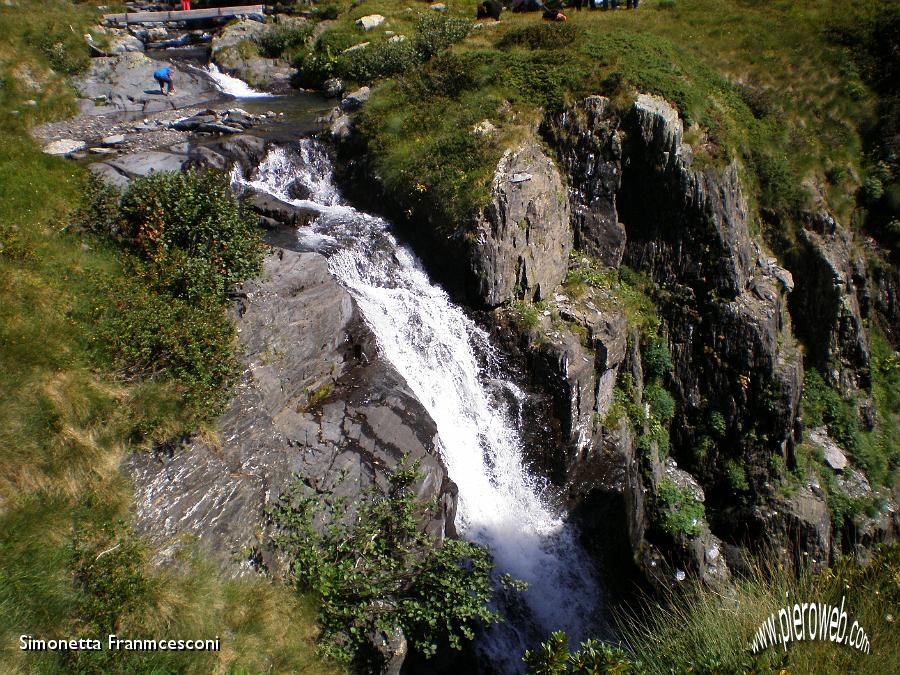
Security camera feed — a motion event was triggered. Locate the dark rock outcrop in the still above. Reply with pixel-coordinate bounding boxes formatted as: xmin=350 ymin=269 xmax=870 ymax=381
xmin=470 ymin=140 xmax=573 ymax=306
xmin=129 ymin=249 xmax=457 ymax=572
xmin=544 ymin=96 xmax=626 ymax=268
xmin=788 ymin=212 xmax=871 ymax=392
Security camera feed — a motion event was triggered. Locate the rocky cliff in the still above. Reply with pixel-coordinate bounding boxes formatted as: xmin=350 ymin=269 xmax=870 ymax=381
xmin=482 ymin=93 xmax=896 ymax=588
xmin=129 ymin=244 xmax=457 ymax=574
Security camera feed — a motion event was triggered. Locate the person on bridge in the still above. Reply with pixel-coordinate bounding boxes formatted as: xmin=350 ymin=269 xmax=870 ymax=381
xmin=153 ymin=65 xmax=176 ymax=96
xmin=180 ymin=0 xmax=191 ymax=10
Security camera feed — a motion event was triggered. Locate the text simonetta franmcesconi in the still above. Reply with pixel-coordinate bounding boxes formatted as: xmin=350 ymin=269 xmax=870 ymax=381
xmin=20 ymin=634 xmax=220 ymax=652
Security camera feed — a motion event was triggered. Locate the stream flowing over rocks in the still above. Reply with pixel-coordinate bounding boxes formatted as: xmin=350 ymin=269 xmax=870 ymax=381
xmin=49 ymin=11 xmax=900 ymax=669
xmin=231 ymin=142 xmax=605 ymax=670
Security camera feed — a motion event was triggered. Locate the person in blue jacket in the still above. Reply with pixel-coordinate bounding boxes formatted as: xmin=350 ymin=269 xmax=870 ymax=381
xmin=153 ymin=65 xmax=176 ymax=96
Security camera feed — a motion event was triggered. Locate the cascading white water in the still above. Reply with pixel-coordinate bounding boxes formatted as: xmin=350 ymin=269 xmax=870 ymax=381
xmin=235 ymin=144 xmax=602 ymax=670
xmin=205 ymin=64 xmax=272 ymax=98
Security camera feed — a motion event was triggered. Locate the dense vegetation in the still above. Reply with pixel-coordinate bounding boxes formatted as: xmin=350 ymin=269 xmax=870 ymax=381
xmin=270 ymin=462 xmax=503 ymax=666
xmin=0 ymin=2 xmax=335 ymax=672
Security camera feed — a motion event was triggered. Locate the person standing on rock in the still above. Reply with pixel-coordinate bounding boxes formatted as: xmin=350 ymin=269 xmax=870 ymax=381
xmin=153 ymin=65 xmax=176 ymax=96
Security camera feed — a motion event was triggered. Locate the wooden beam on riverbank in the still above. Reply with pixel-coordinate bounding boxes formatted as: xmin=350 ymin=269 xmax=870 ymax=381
xmin=103 ymin=5 xmax=265 ymax=25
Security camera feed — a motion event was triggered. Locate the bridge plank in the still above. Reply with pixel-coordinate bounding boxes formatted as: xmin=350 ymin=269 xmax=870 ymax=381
xmin=104 ymin=6 xmax=265 ymax=24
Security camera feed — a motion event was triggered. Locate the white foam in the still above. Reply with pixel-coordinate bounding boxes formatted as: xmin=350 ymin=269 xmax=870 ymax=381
xmin=237 ymin=144 xmax=603 ymax=671
xmin=205 ymin=63 xmax=272 ymax=98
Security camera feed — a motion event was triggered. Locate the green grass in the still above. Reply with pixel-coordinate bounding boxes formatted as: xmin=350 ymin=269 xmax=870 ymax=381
xmin=527 ymin=543 xmax=900 ymax=673
xmin=0 ymin=3 xmax=338 ymax=672
xmin=614 ymin=544 xmax=900 ymax=674
xmin=302 ymin=0 xmax=881 ymax=244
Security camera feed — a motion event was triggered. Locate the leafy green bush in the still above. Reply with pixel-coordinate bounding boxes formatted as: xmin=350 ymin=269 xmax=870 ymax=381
xmin=91 ymin=264 xmax=239 ymax=421
xmin=71 ymin=173 xmax=121 ymax=237
xmin=412 ymin=13 xmax=471 ymax=60
xmin=336 ymin=40 xmax=419 ymax=83
xmin=405 ymin=51 xmax=485 ymax=99
xmin=523 ymin=631 xmax=638 ymax=674
xmin=118 ymin=170 xmax=264 ymax=299
xmin=256 ymin=23 xmax=313 ymax=59
xmin=642 ymin=340 xmax=673 ymax=381
xmin=73 ymin=170 xmax=262 ymax=422
xmin=645 ymin=383 xmax=676 ymax=423
xmin=726 ymin=459 xmax=751 ymax=493
xmin=268 ymin=462 xmax=500 ymax=663
xmin=655 ymin=480 xmax=705 ymax=537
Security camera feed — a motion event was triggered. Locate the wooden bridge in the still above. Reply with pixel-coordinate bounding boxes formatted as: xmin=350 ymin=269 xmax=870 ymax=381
xmin=104 ymin=5 xmax=265 ymax=25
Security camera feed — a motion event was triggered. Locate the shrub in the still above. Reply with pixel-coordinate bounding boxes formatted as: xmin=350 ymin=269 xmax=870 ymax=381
xmin=656 ymin=480 xmax=705 ymax=537
xmin=256 ymin=23 xmax=313 ymax=59
xmin=645 ymin=383 xmax=676 ymax=423
xmin=336 ymin=40 xmax=419 ymax=83
xmin=71 ymin=173 xmax=121 ymax=237
xmin=118 ymin=170 xmax=264 ymax=299
xmin=412 ymin=13 xmax=471 ymax=60
xmin=523 ymin=631 xmax=638 ymax=673
xmin=642 ymin=340 xmax=673 ymax=381
xmin=91 ymin=265 xmax=239 ymax=421
xmin=498 ymin=23 xmax=583 ymax=51
xmin=269 ymin=462 xmax=501 ymax=664
xmin=726 ymin=459 xmax=751 ymax=493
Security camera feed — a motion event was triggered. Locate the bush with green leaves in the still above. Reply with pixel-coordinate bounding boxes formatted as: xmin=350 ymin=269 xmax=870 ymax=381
xmin=655 ymin=479 xmax=705 ymax=537
xmin=642 ymin=340 xmax=673 ymax=381
xmin=91 ymin=262 xmax=239 ymax=422
xmin=412 ymin=12 xmax=471 ymax=60
xmin=256 ymin=23 xmax=313 ymax=59
xmin=74 ymin=169 xmax=263 ymax=423
xmin=268 ymin=462 xmax=500 ymax=664
xmin=523 ymin=631 xmax=637 ymax=674
xmin=336 ymin=40 xmax=419 ymax=83
xmin=498 ymin=23 xmax=584 ymax=51
xmin=118 ymin=170 xmax=264 ymax=299
xmin=644 ymin=383 xmax=676 ymax=423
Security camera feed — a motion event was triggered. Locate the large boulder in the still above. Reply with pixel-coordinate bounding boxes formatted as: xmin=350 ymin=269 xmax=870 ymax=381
xmin=469 ymin=140 xmax=573 ymax=306
xmin=75 ymin=53 xmax=219 ymax=115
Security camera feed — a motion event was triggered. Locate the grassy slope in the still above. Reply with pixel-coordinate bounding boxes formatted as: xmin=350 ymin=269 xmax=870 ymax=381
xmin=0 ymin=3 xmax=337 ymax=672
xmin=322 ymin=0 xmax=879 ymax=235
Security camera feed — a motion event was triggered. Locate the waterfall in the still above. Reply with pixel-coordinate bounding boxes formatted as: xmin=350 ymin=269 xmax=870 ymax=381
xmin=204 ymin=64 xmax=272 ymax=98
xmin=235 ymin=144 xmax=603 ymax=670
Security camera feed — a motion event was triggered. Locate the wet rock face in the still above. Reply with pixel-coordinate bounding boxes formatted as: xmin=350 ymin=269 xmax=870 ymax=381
xmin=789 ymin=213 xmax=871 ymax=391
xmin=469 ymin=141 xmax=573 ymax=306
xmin=129 ymin=249 xmax=456 ymax=572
